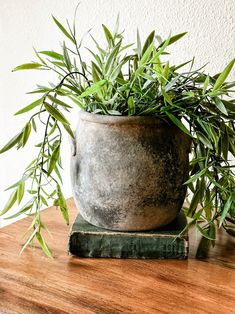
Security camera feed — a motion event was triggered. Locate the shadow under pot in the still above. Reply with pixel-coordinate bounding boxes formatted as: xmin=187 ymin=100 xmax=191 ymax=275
xmin=70 ymin=111 xmax=191 ymax=231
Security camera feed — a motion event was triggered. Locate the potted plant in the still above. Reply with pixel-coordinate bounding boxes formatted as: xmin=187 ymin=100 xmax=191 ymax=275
xmin=1 ymin=12 xmax=235 ymax=257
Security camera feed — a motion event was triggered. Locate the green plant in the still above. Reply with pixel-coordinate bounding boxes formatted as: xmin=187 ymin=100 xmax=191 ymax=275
xmin=1 ymin=11 xmax=235 ymax=257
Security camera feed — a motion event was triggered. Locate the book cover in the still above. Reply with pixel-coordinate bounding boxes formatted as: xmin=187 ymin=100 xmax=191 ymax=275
xmin=68 ymin=212 xmax=188 ymax=259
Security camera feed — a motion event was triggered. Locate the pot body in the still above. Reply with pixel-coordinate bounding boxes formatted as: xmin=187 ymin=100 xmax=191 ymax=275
xmin=70 ymin=111 xmax=191 ymax=231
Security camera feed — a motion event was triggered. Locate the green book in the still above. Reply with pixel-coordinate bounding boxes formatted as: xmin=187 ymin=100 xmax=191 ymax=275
xmin=68 ymin=212 xmax=188 ymax=259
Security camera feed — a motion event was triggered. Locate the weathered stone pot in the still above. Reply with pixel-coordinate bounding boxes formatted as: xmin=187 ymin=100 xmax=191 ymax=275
xmin=70 ymin=111 xmax=191 ymax=231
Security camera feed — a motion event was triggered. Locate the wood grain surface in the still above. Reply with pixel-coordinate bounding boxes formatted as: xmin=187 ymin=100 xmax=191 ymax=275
xmin=0 ymin=198 xmax=235 ymax=314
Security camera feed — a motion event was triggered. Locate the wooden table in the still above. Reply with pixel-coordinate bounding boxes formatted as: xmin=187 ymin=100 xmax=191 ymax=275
xmin=1 ymin=198 xmax=235 ymax=314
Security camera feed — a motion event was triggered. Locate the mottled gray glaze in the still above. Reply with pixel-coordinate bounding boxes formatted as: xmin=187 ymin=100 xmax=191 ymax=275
xmin=70 ymin=111 xmax=191 ymax=231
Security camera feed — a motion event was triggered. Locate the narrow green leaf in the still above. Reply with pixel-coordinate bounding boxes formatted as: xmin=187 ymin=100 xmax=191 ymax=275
xmin=15 ymin=98 xmax=43 ymax=115
xmin=91 ymin=62 xmax=101 ymax=83
xmin=12 ymin=63 xmax=42 ymax=71
xmin=139 ymin=42 xmax=154 ymax=66
xmin=5 ymin=176 xmax=29 ymax=191
xmin=17 ymin=181 xmax=25 ymax=205
xmin=184 ymin=169 xmax=206 ymax=185
xmin=40 ymin=195 xmax=48 ymax=207
xmin=104 ymin=41 xmax=122 ymax=74
xmin=151 ymin=33 xmax=171 ymax=63
xmin=36 ymin=232 xmax=53 ymax=258
xmin=162 ymin=61 xmax=170 ymax=84
xmin=63 ymin=42 xmax=72 ymax=71
xmin=166 ymin=112 xmax=192 ymax=137
xmin=162 ymin=89 xmax=173 ymax=105
xmin=142 ymin=30 xmax=155 ymax=56
xmin=0 ymin=190 xmax=17 ymax=216
xmin=48 ymin=143 xmax=60 ymax=176
xmin=102 ymin=24 xmax=114 ymax=46
xmin=47 ymin=95 xmax=72 ymax=108
xmin=196 ymin=223 xmax=216 ymax=240
xmin=0 ymin=131 xmax=23 ymax=154
xmin=159 ymin=32 xmax=187 ymax=47
xmin=57 ymin=185 xmax=69 ymax=224
xmin=20 ymin=226 xmax=39 ymax=255
xmin=80 ymin=80 xmax=107 ymax=98
xmin=39 ymin=51 xmax=64 ymax=60
xmin=212 ymin=59 xmax=235 ymax=91
xmin=44 ymin=103 xmax=69 ymax=125
xmin=62 ymin=123 xmax=75 ymax=139
xmin=54 ymin=164 xmax=63 ymax=183
xmin=188 ymin=189 xmax=201 ymax=217
xmin=202 ymin=75 xmax=210 ymax=95
xmin=196 ymin=131 xmax=213 ymax=149
xmin=110 ymin=58 xmax=129 ymax=82
xmin=69 ymin=96 xmax=85 ymax=109
xmin=214 ymin=97 xmax=228 ymax=116
xmin=32 ymin=118 xmax=37 ymax=132
xmin=52 ymin=15 xmax=75 ymax=43
xmin=33 ymin=47 xmax=47 ymax=65
xmin=22 ymin=122 xmax=31 ymax=147
xmin=219 ymin=195 xmax=233 ymax=227
xmin=221 ymin=127 xmax=229 ymax=160
xmin=5 ymin=197 xmax=35 ymax=220
xmin=128 ymin=96 xmax=135 ymax=116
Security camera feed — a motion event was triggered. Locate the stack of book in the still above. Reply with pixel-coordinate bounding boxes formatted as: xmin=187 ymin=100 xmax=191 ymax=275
xmin=68 ymin=211 xmax=188 ymax=259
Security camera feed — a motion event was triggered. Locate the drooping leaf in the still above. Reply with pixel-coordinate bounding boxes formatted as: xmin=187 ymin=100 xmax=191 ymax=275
xmin=15 ymin=98 xmax=42 ymax=115
xmin=196 ymin=131 xmax=213 ymax=149
xmin=40 ymin=195 xmax=48 ymax=207
xmin=0 ymin=190 xmax=17 ymax=216
xmin=214 ymin=97 xmax=228 ymax=116
xmin=17 ymin=181 xmax=25 ymax=205
xmin=47 ymin=95 xmax=72 ymax=108
xmin=36 ymin=232 xmax=53 ymax=258
xmin=57 ymin=184 xmax=69 ymax=224
xmin=32 ymin=118 xmax=37 ymax=132
xmin=0 ymin=131 xmax=23 ymax=154
xmin=48 ymin=143 xmax=60 ymax=176
xmin=196 ymin=223 xmax=216 ymax=241
xmin=22 ymin=122 xmax=31 ymax=147
xmin=219 ymin=195 xmax=233 ymax=227
xmin=44 ymin=103 xmax=70 ymax=125
xmin=166 ymin=112 xmax=192 ymax=137
xmin=5 ymin=197 xmax=35 ymax=220
xmin=12 ymin=63 xmax=43 ymax=71
xmin=184 ymin=169 xmax=206 ymax=185
xmin=187 ymin=189 xmax=201 ymax=217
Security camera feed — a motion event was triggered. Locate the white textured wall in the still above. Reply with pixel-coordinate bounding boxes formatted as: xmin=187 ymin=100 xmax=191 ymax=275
xmin=0 ymin=0 xmax=235 ymax=227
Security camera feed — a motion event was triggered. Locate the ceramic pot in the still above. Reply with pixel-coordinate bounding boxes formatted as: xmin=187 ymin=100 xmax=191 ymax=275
xmin=70 ymin=111 xmax=191 ymax=231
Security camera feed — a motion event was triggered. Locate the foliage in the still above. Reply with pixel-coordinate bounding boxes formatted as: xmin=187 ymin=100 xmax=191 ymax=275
xmin=0 ymin=11 xmax=235 ymax=257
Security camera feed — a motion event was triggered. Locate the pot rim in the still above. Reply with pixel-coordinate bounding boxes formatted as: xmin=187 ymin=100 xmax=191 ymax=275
xmin=79 ymin=110 xmax=168 ymax=126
